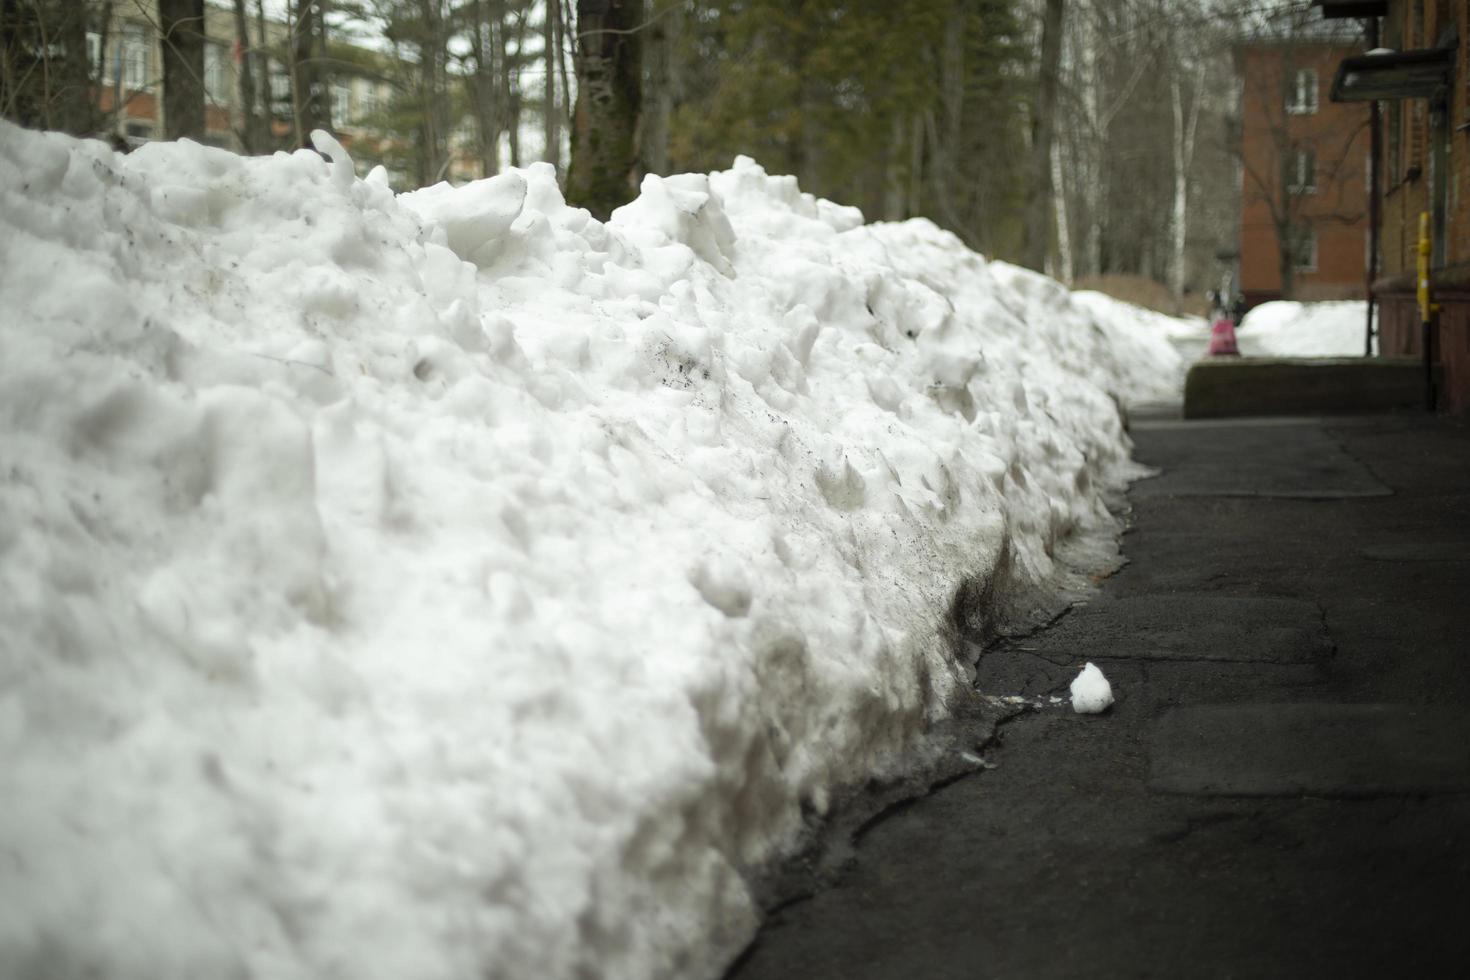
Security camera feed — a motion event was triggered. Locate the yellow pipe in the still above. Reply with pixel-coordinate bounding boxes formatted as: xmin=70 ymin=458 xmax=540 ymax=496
xmin=1417 ymin=211 xmax=1438 ymax=410
xmin=1417 ymin=211 xmax=1437 ymax=322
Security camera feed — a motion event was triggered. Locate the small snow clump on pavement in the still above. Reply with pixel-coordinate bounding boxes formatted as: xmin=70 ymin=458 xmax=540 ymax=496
xmin=1070 ymin=662 xmax=1115 ymax=714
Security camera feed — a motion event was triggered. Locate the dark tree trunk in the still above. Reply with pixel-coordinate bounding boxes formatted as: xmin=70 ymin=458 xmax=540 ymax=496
xmin=506 ymin=5 xmax=526 ymax=167
xmin=1277 ymin=210 xmax=1296 ymax=301
xmin=232 ymin=0 xmax=265 ymax=151
xmin=255 ymin=0 xmax=274 ymax=146
xmin=93 ymin=1 xmax=114 ymax=133
xmin=52 ymin=0 xmax=93 ymax=134
xmin=567 ymin=0 xmax=643 ymax=219
xmin=543 ymin=0 xmax=560 ymax=171
xmin=0 ymin=0 xmax=41 ymax=128
xmin=291 ymin=0 xmax=329 ymax=144
xmin=640 ymin=0 xmax=678 ymax=177
xmin=0 ymin=1 xmax=94 ymax=132
xmin=1023 ymin=0 xmax=1064 ymax=272
xmin=415 ymin=0 xmax=449 ymax=184
xmin=469 ymin=0 xmax=501 ymax=177
xmin=555 ymin=0 xmax=571 ymax=146
xmin=160 ymin=0 xmax=206 ymax=140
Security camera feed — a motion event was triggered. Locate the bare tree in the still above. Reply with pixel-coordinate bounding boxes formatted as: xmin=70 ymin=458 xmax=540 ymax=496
xmin=416 ymin=0 xmax=450 ymax=180
xmin=290 ymin=0 xmax=330 ymax=143
xmin=255 ymin=0 xmax=277 ymax=145
xmin=1 ymin=0 xmax=103 ymax=134
xmin=232 ymin=0 xmax=267 ymax=151
xmin=1023 ymin=0 xmax=1065 ymax=272
xmin=640 ymin=0 xmax=680 ymax=177
xmin=464 ymin=0 xmax=504 ymax=177
xmin=160 ymin=0 xmax=206 ymax=139
xmin=542 ymin=0 xmax=561 ymax=171
xmin=502 ymin=1 xmax=527 ymax=166
xmin=1058 ymin=2 xmax=1152 ymax=280
xmin=1169 ymin=52 xmax=1206 ymax=300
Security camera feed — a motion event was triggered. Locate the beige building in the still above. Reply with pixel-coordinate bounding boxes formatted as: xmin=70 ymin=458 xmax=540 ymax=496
xmin=91 ymin=1 xmax=396 ymax=166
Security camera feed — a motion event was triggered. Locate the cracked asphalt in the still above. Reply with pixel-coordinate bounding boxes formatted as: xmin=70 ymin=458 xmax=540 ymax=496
xmin=728 ymin=414 xmax=1470 ymax=979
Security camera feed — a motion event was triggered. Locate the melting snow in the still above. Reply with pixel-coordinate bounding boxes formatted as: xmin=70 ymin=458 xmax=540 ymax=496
xmin=1 ymin=122 xmax=1168 ymax=979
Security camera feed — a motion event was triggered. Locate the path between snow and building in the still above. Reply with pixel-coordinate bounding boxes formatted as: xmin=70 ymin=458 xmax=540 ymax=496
xmin=3 ymin=117 xmax=1425 ymax=980
xmin=0 ymin=122 xmax=1189 ymax=980
xmin=729 ymin=414 xmax=1470 ymax=979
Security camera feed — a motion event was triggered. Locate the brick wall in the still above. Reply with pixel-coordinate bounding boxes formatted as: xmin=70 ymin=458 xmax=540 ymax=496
xmin=1373 ymin=0 xmax=1470 ymax=415
xmin=1378 ymin=281 xmax=1470 ymax=416
xmin=1237 ymin=43 xmax=1371 ymax=301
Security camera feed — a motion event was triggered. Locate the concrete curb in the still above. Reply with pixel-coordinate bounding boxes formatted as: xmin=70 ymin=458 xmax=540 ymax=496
xmin=1183 ymin=356 xmax=1435 ymax=418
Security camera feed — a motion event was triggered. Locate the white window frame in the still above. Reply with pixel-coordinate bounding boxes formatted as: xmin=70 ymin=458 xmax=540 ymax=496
xmin=357 ymin=79 xmax=379 ymax=119
xmin=1286 ymin=68 xmax=1319 ymax=115
xmin=332 ymin=81 xmax=352 ymax=125
xmin=269 ymin=65 xmax=291 ymax=106
xmin=204 ymin=43 xmax=230 ymax=105
xmin=121 ymin=24 xmax=151 ymax=91
xmin=1287 ymin=147 xmax=1316 ymax=194
xmin=1289 ymin=226 xmax=1318 ymax=273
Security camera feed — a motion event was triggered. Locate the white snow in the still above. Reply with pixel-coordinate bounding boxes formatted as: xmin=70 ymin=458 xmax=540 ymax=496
xmin=1 ymin=121 xmax=1158 ymax=980
xmin=1238 ymin=300 xmax=1375 ymax=357
xmin=1068 ymin=290 xmax=1196 ymax=403
xmin=1070 ymin=662 xmax=1115 ymax=714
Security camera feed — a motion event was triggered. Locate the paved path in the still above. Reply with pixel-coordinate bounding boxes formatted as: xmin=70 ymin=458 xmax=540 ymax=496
xmin=729 ymin=415 xmax=1470 ymax=979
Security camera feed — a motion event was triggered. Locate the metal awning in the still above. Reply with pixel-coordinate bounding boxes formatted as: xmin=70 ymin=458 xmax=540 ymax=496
xmin=1330 ymin=48 xmax=1455 ymax=102
xmin=1315 ymin=1 xmax=1387 ymax=17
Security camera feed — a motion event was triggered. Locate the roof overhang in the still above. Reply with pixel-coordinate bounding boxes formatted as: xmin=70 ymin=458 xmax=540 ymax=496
xmin=1315 ymin=1 xmax=1388 ymax=18
xmin=1330 ymin=48 xmax=1455 ymax=101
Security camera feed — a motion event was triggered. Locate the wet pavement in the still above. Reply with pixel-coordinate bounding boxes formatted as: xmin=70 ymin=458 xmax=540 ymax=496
xmin=729 ymin=414 xmax=1470 ymax=979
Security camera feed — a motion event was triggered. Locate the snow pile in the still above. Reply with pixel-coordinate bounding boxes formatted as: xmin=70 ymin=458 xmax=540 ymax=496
xmin=1068 ymin=289 xmax=1196 ymax=402
xmin=0 ymin=121 xmax=1148 ymax=980
xmin=1239 ymin=300 xmax=1374 ymax=356
xmin=1069 ymin=662 xmax=1115 ymax=714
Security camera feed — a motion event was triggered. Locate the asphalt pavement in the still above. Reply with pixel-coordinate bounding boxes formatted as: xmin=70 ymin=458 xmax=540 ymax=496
xmin=728 ymin=413 xmax=1470 ymax=980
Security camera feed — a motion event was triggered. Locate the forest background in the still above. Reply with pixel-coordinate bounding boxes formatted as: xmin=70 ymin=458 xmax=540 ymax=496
xmin=1 ymin=0 xmax=1348 ymax=309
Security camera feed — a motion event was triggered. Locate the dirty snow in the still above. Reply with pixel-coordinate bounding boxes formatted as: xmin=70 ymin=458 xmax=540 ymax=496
xmin=0 ymin=121 xmax=1161 ymax=980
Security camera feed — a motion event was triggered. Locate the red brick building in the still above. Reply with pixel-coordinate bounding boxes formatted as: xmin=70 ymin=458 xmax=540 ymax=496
xmin=1237 ymin=35 xmax=1372 ymax=308
xmin=1325 ymin=0 xmax=1470 ymax=415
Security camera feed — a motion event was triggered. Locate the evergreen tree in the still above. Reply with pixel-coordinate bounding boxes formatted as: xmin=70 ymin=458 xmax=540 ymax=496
xmin=665 ymin=0 xmax=1029 ymax=258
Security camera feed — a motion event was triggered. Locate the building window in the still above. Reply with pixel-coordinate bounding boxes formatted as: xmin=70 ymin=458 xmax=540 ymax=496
xmin=269 ymin=65 xmax=292 ymax=111
xmin=332 ymin=81 xmax=352 ymax=125
xmin=1288 ymin=226 xmax=1318 ymax=273
xmin=86 ymin=31 xmax=101 ymax=76
xmin=358 ymin=80 xmax=380 ymax=119
xmin=204 ymin=43 xmax=229 ymax=105
xmin=121 ymin=24 xmax=150 ymax=91
xmin=1286 ymin=68 xmax=1318 ymax=115
xmin=1286 ymin=147 xmax=1316 ymax=194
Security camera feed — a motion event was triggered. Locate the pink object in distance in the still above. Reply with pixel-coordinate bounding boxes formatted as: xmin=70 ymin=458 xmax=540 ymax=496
xmin=1208 ymin=318 xmax=1240 ymax=356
